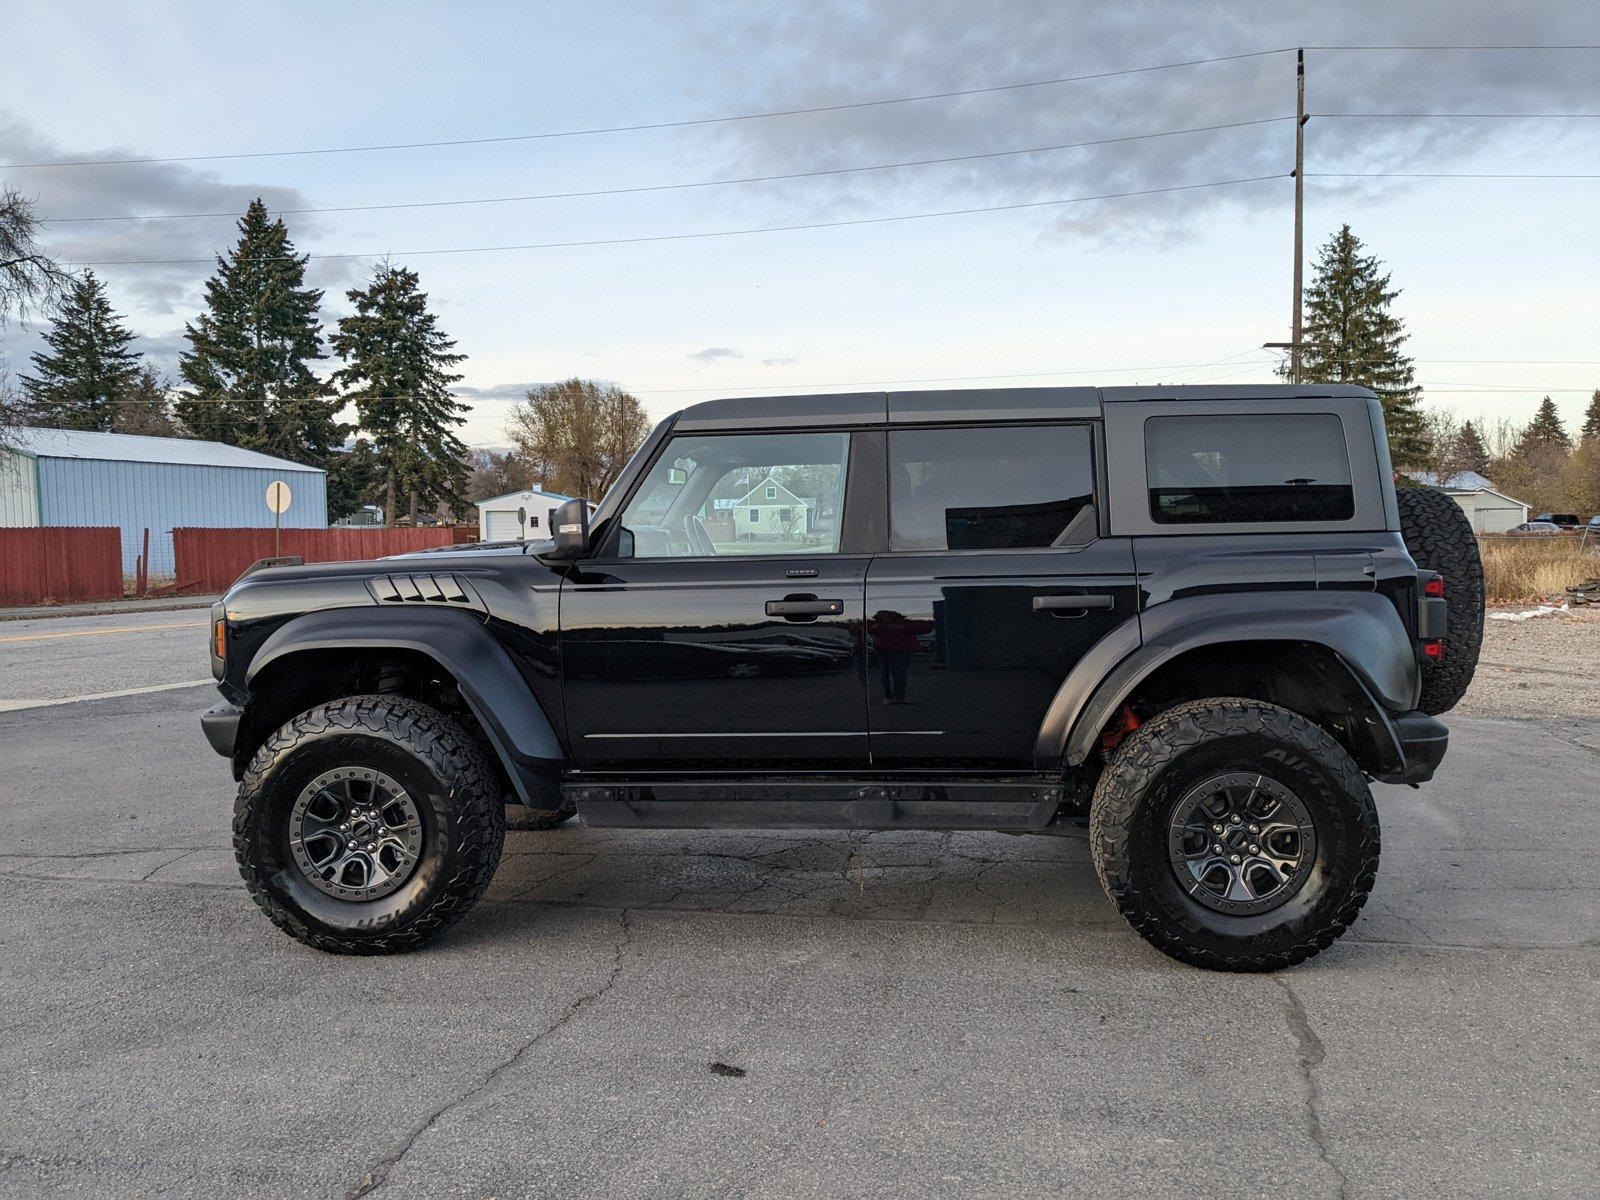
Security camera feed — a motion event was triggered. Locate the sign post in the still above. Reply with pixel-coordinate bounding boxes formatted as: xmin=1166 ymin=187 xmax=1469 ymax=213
xmin=265 ymin=481 xmax=293 ymax=558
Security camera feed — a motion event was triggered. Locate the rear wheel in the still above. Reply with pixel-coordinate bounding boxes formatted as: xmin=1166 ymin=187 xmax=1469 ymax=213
xmin=1396 ymin=485 xmax=1485 ymax=714
xmin=234 ymin=696 xmax=505 ymax=955
xmin=1090 ymin=698 xmax=1380 ymax=971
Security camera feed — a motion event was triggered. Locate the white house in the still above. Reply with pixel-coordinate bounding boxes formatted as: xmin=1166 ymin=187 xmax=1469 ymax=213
xmin=728 ymin=477 xmax=813 ymax=541
xmin=475 ymin=488 xmax=574 ymax=541
xmin=1411 ymin=471 xmax=1529 ymax=533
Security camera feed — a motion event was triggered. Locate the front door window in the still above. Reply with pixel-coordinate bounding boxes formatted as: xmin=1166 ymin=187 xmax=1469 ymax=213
xmin=615 ymin=431 xmax=849 ymax=557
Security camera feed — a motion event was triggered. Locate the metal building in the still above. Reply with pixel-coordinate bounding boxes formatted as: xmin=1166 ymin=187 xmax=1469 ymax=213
xmin=0 ymin=428 xmax=327 ymax=576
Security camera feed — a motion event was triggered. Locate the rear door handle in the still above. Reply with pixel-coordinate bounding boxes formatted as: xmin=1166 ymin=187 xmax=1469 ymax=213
xmin=1032 ymin=593 xmax=1116 ymax=612
xmin=766 ymin=598 xmax=844 ymax=618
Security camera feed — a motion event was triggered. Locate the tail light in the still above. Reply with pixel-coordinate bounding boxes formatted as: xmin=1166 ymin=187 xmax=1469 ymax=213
xmin=1424 ymin=641 xmax=1443 ymax=659
xmin=1424 ymin=576 xmax=1445 ymax=598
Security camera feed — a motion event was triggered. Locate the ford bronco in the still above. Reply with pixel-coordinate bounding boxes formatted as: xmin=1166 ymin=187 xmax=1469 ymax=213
xmin=202 ymin=385 xmax=1484 ymax=970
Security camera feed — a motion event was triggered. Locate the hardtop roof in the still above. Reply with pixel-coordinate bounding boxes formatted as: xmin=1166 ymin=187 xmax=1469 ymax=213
xmin=672 ymin=384 xmax=1376 ymax=431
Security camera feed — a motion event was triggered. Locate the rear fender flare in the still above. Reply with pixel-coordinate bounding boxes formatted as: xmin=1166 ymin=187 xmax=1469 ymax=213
xmin=1037 ymin=591 xmax=1418 ymax=768
xmin=247 ymin=607 xmax=563 ymax=804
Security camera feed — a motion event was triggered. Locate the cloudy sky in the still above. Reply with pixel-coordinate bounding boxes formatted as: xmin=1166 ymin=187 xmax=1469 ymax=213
xmin=2 ymin=0 xmax=1597 ymax=446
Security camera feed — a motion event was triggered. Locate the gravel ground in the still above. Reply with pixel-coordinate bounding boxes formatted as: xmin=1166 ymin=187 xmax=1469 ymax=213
xmin=1458 ymin=606 xmax=1600 ymax=720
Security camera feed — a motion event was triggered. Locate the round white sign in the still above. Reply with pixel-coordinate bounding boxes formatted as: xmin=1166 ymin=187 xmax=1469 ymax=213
xmin=265 ymin=481 xmax=293 ymax=514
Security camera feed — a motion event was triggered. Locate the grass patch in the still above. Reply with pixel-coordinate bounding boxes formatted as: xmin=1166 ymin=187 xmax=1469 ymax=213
xmin=1478 ymin=537 xmax=1599 ymax=604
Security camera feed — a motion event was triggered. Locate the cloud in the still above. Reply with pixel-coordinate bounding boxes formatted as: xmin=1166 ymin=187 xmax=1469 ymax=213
xmin=453 ymin=378 xmax=624 ymax=405
xmin=684 ymin=0 xmax=1600 ymax=245
xmin=762 ymin=356 xmax=799 ymax=366
xmin=0 ymin=113 xmax=349 ymax=314
xmin=688 ymin=346 xmax=744 ymax=362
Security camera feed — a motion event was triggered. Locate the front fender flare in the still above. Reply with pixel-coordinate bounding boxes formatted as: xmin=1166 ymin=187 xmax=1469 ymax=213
xmin=1037 ymin=591 xmax=1419 ymax=768
xmin=247 ymin=607 xmax=564 ymax=803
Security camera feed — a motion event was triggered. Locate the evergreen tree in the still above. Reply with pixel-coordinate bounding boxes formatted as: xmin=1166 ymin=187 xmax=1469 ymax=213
xmin=176 ymin=199 xmax=345 ymax=463
xmin=19 ymin=270 xmax=141 ymax=430
xmin=1517 ymin=396 xmax=1570 ymax=454
xmin=1455 ymin=420 xmax=1490 ymax=475
xmin=325 ymin=436 xmax=382 ymax=521
xmin=1579 ymin=389 xmax=1600 ymax=444
xmin=113 ymin=365 xmax=176 ymax=436
xmin=1290 ymin=224 xmax=1428 ymax=467
xmin=332 ymin=261 xmax=468 ymax=522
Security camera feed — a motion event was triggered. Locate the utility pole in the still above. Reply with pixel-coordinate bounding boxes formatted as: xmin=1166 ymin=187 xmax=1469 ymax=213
xmin=1290 ymin=47 xmax=1306 ymax=384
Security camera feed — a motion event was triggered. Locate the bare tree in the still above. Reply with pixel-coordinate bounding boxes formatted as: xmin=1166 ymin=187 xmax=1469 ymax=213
xmin=505 ymin=379 xmax=651 ymax=500
xmin=465 ymin=447 xmax=532 ymax=503
xmin=1 ymin=187 xmax=70 ymax=329
xmin=0 ymin=356 xmax=23 ymax=445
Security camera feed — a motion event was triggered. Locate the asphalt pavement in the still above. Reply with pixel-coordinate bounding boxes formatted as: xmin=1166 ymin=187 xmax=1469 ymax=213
xmin=0 ymin=612 xmax=1595 ymax=1199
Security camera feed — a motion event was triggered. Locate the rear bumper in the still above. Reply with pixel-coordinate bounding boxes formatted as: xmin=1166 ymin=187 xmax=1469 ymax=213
xmin=201 ymin=703 xmax=242 ymax=758
xmin=1377 ymin=710 xmax=1449 ymax=785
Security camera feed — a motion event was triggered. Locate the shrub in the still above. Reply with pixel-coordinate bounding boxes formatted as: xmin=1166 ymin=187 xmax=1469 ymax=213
xmin=1477 ymin=536 xmax=1598 ymax=604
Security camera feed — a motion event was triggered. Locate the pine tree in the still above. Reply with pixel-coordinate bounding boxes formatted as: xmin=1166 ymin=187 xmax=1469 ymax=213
xmin=325 ymin=436 xmax=382 ymax=521
xmin=332 ymin=262 xmax=468 ymax=522
xmin=1290 ymin=225 xmax=1428 ymax=467
xmin=113 ymin=365 xmax=176 ymax=436
xmin=19 ymin=270 xmax=141 ymax=430
xmin=1579 ymin=389 xmax=1600 ymax=444
xmin=1455 ymin=420 xmax=1490 ymax=475
xmin=1518 ymin=396 xmax=1571 ymax=453
xmin=176 ymin=199 xmax=345 ymax=463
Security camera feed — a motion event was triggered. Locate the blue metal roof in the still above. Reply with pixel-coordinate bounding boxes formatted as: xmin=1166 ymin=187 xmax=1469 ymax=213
xmin=11 ymin=427 xmax=325 ymax=473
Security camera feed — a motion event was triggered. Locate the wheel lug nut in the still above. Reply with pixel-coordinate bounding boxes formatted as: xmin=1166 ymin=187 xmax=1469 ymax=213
xmin=1249 ymin=824 xmax=1259 ymax=834
xmin=1229 ymin=853 xmax=1242 ymax=864
xmin=1212 ymin=824 xmax=1223 ymax=834
xmin=1212 ymin=843 xmax=1223 ymax=854
xmin=1249 ymin=844 xmax=1260 ymax=854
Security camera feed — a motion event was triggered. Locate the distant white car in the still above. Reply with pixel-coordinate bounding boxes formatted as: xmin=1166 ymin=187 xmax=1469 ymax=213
xmin=1507 ymin=521 xmax=1562 ymax=536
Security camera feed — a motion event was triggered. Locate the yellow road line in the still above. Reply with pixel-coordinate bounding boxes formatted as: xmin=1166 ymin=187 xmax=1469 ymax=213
xmin=0 ymin=621 xmax=208 ymax=645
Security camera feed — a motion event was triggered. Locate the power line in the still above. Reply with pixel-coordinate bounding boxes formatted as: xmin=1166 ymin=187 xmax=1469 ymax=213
xmin=1316 ymin=111 xmax=1600 ymax=118
xmin=1310 ymin=172 xmax=1600 ymax=179
xmin=0 ymin=49 xmax=1293 ymax=171
xmin=39 ymin=117 xmax=1291 ymax=224
xmin=1302 ymin=44 xmax=1600 ymax=51
xmin=62 ymin=173 xmax=1287 ymax=267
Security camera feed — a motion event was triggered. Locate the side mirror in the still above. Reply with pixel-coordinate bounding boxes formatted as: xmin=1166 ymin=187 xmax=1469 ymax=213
xmin=550 ymin=497 xmax=591 ymax=558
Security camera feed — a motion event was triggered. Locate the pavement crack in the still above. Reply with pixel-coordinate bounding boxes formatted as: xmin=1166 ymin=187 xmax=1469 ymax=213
xmin=138 ymin=848 xmax=201 ymax=882
xmin=1273 ymin=977 xmax=1349 ymax=1200
xmin=346 ymin=908 xmax=637 ymax=1200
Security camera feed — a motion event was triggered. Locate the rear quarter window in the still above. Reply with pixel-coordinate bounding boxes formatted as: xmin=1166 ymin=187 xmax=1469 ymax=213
xmin=1145 ymin=414 xmax=1354 ymax=525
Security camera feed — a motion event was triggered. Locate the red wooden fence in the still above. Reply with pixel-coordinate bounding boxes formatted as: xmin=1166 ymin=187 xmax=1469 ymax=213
xmin=171 ymin=527 xmax=461 ymax=593
xmin=0 ymin=528 xmax=124 ymax=606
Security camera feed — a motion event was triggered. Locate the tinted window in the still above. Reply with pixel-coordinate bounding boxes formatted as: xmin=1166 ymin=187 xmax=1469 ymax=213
xmin=1146 ymin=414 xmax=1354 ymax=525
xmin=889 ymin=424 xmax=1095 ymax=551
xmin=617 ymin=431 xmax=849 ymax=557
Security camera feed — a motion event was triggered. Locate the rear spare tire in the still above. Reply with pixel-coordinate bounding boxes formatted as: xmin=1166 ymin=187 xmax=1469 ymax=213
xmin=1396 ymin=485 xmax=1484 ymax=714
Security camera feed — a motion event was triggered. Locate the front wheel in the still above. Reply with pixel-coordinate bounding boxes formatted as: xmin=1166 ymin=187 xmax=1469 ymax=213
xmin=234 ymin=696 xmax=505 ymax=955
xmin=1090 ymin=698 xmax=1379 ymax=971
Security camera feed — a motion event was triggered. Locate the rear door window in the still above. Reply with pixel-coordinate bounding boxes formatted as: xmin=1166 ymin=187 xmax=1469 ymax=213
xmin=1145 ymin=414 xmax=1354 ymax=524
xmin=888 ymin=424 xmax=1095 ymax=551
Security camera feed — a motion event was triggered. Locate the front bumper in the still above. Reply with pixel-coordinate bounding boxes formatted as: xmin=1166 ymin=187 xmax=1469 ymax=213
xmin=1378 ymin=711 xmax=1449 ymax=785
xmin=201 ymin=703 xmax=242 ymax=758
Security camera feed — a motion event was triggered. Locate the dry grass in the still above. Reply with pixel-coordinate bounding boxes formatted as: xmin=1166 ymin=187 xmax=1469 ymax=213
xmin=1477 ymin=536 xmax=1599 ymax=605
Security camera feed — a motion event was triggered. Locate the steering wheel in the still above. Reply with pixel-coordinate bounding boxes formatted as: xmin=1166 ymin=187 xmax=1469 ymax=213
xmin=684 ymin=513 xmax=717 ymax=557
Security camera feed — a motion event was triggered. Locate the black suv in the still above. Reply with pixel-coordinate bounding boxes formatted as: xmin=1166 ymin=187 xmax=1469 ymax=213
xmin=202 ymin=386 xmax=1484 ymax=970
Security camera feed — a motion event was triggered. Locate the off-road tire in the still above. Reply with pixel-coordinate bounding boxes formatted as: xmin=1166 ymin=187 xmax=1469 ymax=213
xmin=234 ymin=696 xmax=505 ymax=955
xmin=1396 ymin=485 xmax=1485 ymax=715
xmin=1090 ymin=698 xmax=1380 ymax=972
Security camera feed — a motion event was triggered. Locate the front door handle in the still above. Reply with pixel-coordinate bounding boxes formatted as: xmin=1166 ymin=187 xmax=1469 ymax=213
xmin=1032 ymin=593 xmax=1116 ymax=613
xmin=766 ymin=598 xmax=844 ymax=619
